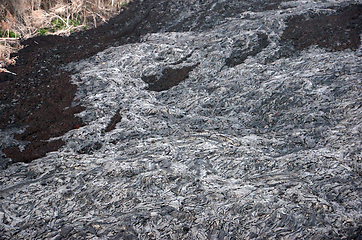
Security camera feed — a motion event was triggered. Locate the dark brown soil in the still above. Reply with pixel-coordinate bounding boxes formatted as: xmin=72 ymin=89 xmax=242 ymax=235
xmin=105 ymin=108 xmax=122 ymax=133
xmin=142 ymin=64 xmax=200 ymax=92
xmin=282 ymin=4 xmax=362 ymax=51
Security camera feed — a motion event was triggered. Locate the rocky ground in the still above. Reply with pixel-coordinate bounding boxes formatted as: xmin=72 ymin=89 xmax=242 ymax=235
xmin=1 ymin=0 xmax=362 ymax=239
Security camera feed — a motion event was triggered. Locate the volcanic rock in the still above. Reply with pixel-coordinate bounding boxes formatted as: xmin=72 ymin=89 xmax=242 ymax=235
xmin=1 ymin=0 xmax=362 ymax=239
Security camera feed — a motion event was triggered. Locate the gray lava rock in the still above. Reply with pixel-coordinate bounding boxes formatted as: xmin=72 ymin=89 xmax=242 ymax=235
xmin=1 ymin=0 xmax=362 ymax=239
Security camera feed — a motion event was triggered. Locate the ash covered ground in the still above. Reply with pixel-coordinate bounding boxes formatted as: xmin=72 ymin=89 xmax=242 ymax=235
xmin=1 ymin=0 xmax=362 ymax=239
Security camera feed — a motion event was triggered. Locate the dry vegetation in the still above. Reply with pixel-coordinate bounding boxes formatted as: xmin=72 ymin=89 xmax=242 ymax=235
xmin=0 ymin=0 xmax=131 ymax=73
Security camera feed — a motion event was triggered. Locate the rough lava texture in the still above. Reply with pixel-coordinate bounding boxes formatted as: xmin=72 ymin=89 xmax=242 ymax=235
xmin=1 ymin=0 xmax=362 ymax=239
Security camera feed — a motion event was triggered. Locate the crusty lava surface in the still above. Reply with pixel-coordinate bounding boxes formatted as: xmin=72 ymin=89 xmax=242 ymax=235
xmin=0 ymin=1 xmax=361 ymax=163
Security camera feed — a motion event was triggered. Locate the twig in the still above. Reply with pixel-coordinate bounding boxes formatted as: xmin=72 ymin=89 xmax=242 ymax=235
xmin=49 ymin=13 xmax=70 ymax=28
xmin=0 ymin=38 xmax=20 ymax=41
xmin=0 ymin=68 xmax=16 ymax=75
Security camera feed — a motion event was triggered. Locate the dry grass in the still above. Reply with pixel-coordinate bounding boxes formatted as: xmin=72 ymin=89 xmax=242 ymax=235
xmin=0 ymin=0 xmax=131 ymax=73
xmin=0 ymin=38 xmax=19 ymax=74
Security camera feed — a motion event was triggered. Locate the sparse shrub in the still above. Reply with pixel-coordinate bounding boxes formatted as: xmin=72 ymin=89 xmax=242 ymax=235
xmin=0 ymin=0 xmax=132 ymax=39
xmin=0 ymin=29 xmax=19 ymax=38
xmin=51 ymin=18 xmax=65 ymax=30
xmin=0 ymin=0 xmax=132 ymax=71
xmin=37 ymin=28 xmax=47 ymax=35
